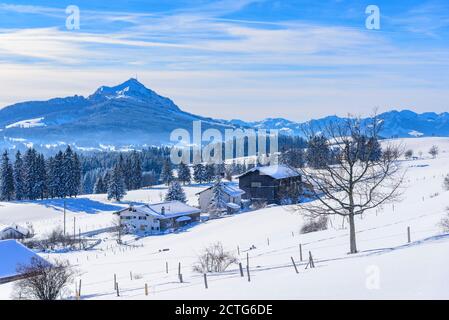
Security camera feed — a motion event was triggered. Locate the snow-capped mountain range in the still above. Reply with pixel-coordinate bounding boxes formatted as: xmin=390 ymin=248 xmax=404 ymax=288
xmin=0 ymin=78 xmax=448 ymax=152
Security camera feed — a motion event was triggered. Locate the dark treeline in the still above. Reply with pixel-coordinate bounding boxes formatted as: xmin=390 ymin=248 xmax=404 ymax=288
xmin=279 ymin=134 xmax=382 ymax=169
xmin=0 ymin=146 xmax=171 ymax=201
xmin=81 ymin=146 xmax=171 ymax=195
xmin=0 ymin=146 xmax=81 ymax=201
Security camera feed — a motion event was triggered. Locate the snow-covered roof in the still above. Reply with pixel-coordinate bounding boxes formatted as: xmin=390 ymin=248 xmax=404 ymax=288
xmin=238 ymin=164 xmax=300 ymax=180
xmin=116 ymin=201 xmax=200 ymax=220
xmin=226 ymin=202 xmax=240 ymax=210
xmin=196 ymin=182 xmax=245 ymax=197
xmin=175 ymin=216 xmax=192 ymax=222
xmin=0 ymin=224 xmax=29 ymax=236
xmin=0 ymin=240 xmax=49 ymax=280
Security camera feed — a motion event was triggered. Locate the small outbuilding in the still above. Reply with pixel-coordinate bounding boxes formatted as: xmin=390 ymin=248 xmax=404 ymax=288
xmin=196 ymin=182 xmax=245 ymax=213
xmin=114 ymin=201 xmax=201 ymax=234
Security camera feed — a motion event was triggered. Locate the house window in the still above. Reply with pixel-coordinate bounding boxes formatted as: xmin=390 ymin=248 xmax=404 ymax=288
xmin=251 ymin=182 xmax=262 ymax=187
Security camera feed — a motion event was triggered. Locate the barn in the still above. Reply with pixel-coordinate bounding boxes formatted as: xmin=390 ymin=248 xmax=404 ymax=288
xmin=238 ymin=164 xmax=303 ymax=204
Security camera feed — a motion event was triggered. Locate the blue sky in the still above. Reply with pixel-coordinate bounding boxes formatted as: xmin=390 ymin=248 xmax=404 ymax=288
xmin=0 ymin=0 xmax=448 ymax=121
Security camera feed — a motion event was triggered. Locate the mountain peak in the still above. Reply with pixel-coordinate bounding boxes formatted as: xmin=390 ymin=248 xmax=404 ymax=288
xmin=88 ymin=78 xmax=157 ymax=102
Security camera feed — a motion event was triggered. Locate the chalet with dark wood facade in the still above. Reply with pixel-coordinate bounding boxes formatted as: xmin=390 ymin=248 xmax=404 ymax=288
xmin=238 ymin=164 xmax=302 ymax=204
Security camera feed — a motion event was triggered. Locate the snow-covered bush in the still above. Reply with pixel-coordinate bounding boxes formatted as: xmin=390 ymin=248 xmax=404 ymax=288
xmin=439 ymin=209 xmax=449 ymax=233
xmin=405 ymin=149 xmax=414 ymax=159
xmin=443 ymin=174 xmax=449 ymax=191
xmin=300 ymin=216 xmax=328 ymax=234
xmin=13 ymin=258 xmax=75 ymax=300
xmin=251 ymin=200 xmax=267 ymax=210
xmin=193 ymin=242 xmax=238 ymax=273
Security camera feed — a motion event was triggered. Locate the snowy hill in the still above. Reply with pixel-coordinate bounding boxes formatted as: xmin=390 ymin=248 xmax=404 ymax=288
xmin=0 ymin=137 xmax=448 ymax=300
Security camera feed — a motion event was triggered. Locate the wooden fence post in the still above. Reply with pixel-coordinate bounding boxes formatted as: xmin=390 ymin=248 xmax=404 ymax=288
xmin=166 ymin=261 xmax=168 ymax=274
xmin=407 ymin=226 xmax=411 ymax=243
xmin=309 ymin=251 xmax=315 ymax=268
xmin=130 ymin=271 xmax=133 ymax=280
xmin=291 ymin=257 xmax=299 ymax=274
xmin=116 ymin=283 xmax=120 ymax=297
xmin=237 ymin=246 xmax=240 ymax=255
xmin=78 ymin=279 xmax=82 ymax=298
xmin=204 ymin=274 xmax=208 ymax=289
xmin=179 ymin=273 xmax=183 ymax=283
xmin=114 ymin=274 xmax=117 ymax=290
xmin=299 ymin=244 xmax=303 ymax=262
xmin=145 ymin=283 xmax=148 ymax=296
xmin=239 ymin=263 xmax=244 ymax=277
xmin=246 ymin=265 xmax=251 ymax=282
xmin=178 ymin=262 xmax=181 ymax=276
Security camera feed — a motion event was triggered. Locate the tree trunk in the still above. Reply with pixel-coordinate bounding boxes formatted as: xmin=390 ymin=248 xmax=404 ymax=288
xmin=348 ymin=213 xmax=357 ymax=254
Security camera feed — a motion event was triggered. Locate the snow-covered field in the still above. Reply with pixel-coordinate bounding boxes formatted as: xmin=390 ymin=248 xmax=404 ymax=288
xmin=1 ymin=137 xmax=449 ymax=300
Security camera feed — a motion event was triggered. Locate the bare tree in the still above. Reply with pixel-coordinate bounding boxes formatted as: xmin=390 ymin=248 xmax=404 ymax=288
xmin=112 ymin=215 xmax=125 ymax=244
xmin=429 ymin=145 xmax=439 ymax=159
xmin=193 ymin=242 xmax=238 ymax=273
xmin=296 ymin=114 xmax=405 ymax=254
xmin=13 ymin=258 xmax=75 ymax=300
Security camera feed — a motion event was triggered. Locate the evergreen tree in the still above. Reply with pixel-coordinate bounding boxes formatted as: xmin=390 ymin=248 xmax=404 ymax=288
xmin=215 ymin=163 xmax=226 ymax=178
xmin=177 ymin=162 xmax=191 ymax=185
xmin=24 ymin=148 xmax=39 ymax=200
xmin=34 ymin=154 xmax=47 ymax=200
xmin=366 ymin=137 xmax=382 ymax=161
xmin=0 ymin=151 xmax=15 ymax=201
xmin=51 ymin=151 xmax=65 ymax=198
xmin=164 ymin=180 xmax=187 ymax=203
xmin=160 ymin=160 xmax=174 ymax=185
xmin=306 ymin=136 xmax=330 ymax=169
xmin=71 ymin=152 xmax=82 ymax=197
xmin=93 ymin=175 xmax=106 ymax=194
xmin=123 ymin=156 xmax=132 ymax=190
xmin=208 ymin=178 xmax=227 ymax=218
xmin=107 ymin=166 xmax=126 ymax=201
xmin=63 ymin=146 xmax=75 ymax=197
xmin=280 ymin=148 xmax=305 ymax=168
xmin=129 ymin=151 xmax=142 ymax=190
xmin=193 ymin=163 xmax=205 ymax=184
xmin=204 ymin=163 xmax=216 ymax=183
xmin=13 ymin=151 xmax=25 ymax=200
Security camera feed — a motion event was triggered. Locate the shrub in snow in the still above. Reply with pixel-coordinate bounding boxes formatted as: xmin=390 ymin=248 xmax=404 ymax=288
xmin=13 ymin=258 xmax=75 ymax=300
xmin=300 ymin=216 xmax=328 ymax=234
xmin=439 ymin=209 xmax=449 ymax=233
xmin=429 ymin=145 xmax=439 ymax=159
xmin=443 ymin=174 xmax=449 ymax=191
xmin=193 ymin=242 xmax=237 ymax=273
xmin=251 ymin=199 xmax=267 ymax=210
xmin=405 ymin=149 xmax=414 ymax=160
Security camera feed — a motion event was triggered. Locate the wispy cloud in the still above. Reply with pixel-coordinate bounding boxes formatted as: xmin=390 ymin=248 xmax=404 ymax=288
xmin=0 ymin=0 xmax=448 ymax=120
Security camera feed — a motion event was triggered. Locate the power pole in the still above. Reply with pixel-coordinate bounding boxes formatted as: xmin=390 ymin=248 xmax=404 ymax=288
xmin=63 ymin=200 xmax=66 ymax=235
